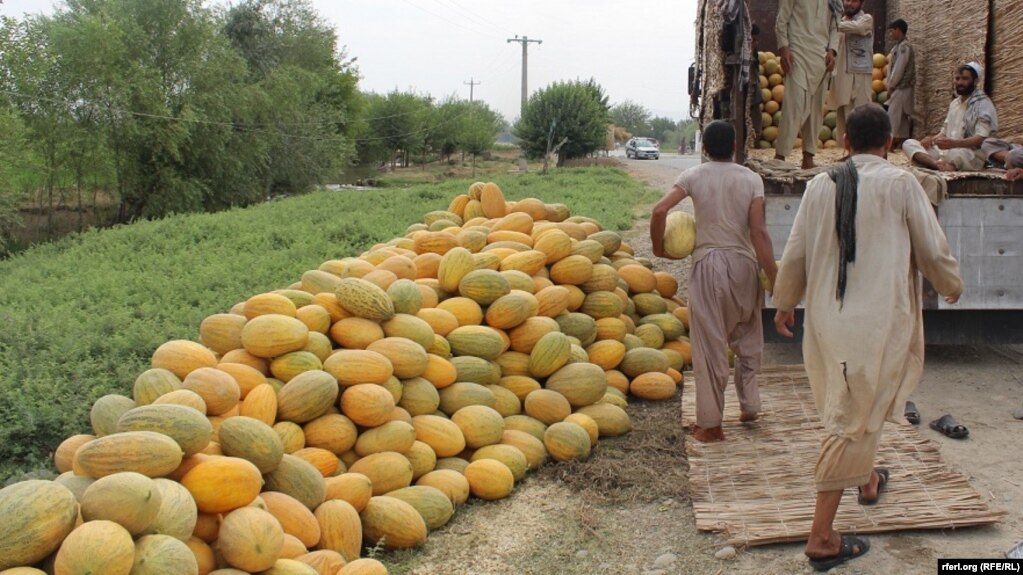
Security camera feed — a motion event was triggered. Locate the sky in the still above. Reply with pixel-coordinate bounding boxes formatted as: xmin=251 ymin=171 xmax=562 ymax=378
xmin=0 ymin=0 xmax=700 ymax=126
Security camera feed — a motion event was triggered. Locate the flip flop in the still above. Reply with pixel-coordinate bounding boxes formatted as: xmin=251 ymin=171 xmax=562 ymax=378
xmin=857 ymin=468 xmax=890 ymax=505
xmin=808 ymin=534 xmax=870 ymax=572
xmin=904 ymin=401 xmax=921 ymax=425
xmin=929 ymin=414 xmax=969 ymax=439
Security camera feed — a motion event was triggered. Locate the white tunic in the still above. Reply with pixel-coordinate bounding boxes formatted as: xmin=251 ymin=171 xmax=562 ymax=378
xmin=773 ymin=155 xmax=962 ymax=440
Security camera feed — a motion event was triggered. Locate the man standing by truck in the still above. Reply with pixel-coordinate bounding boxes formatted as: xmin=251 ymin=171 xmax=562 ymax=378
xmin=772 ymin=105 xmax=962 ymax=571
xmin=651 ymin=120 xmax=778 ymax=443
xmin=885 ymin=19 xmax=915 ymax=146
xmin=826 ymin=0 xmax=874 ymax=145
xmin=775 ymin=0 xmax=839 ymax=169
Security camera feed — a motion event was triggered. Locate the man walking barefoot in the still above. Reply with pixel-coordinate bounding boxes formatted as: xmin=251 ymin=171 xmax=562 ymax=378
xmin=651 ymin=120 xmax=777 ymax=443
xmin=773 ymin=105 xmax=962 ymax=570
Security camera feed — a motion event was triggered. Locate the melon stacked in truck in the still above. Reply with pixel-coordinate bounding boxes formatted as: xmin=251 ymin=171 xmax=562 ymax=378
xmin=755 ymin=51 xmax=890 ymax=151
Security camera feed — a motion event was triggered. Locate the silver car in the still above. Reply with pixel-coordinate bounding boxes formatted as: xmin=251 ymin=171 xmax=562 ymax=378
xmin=625 ymin=137 xmax=659 ymax=160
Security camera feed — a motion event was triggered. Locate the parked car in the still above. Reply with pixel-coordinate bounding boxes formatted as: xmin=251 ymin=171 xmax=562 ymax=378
xmin=625 ymin=137 xmax=660 ymax=160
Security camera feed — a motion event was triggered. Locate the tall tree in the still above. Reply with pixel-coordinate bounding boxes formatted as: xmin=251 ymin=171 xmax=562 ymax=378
xmin=460 ymin=101 xmax=502 ymax=157
xmin=223 ymin=0 xmax=360 ymax=198
xmin=610 ymin=100 xmax=651 ymax=137
xmin=514 ymin=80 xmax=610 ymax=167
xmin=365 ymin=90 xmax=432 ymax=169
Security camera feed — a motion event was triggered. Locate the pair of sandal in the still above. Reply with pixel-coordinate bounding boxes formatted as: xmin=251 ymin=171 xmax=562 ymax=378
xmin=905 ymin=402 xmax=970 ymax=439
xmin=806 ymin=468 xmax=888 ymax=571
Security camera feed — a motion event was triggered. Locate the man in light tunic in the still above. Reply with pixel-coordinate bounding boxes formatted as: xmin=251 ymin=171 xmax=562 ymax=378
xmin=651 ymin=120 xmax=777 ymax=443
xmin=902 ymin=62 xmax=998 ymax=171
xmin=775 ymin=0 xmax=839 ymax=169
xmin=981 ymin=137 xmax=1023 ymax=181
xmin=885 ymin=19 xmax=915 ymax=146
xmin=825 ymin=0 xmax=874 ymax=145
xmin=772 ymin=105 xmax=962 ymax=571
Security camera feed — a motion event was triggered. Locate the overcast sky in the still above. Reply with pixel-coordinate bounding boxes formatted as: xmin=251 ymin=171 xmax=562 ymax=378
xmin=1 ymin=0 xmax=700 ymax=126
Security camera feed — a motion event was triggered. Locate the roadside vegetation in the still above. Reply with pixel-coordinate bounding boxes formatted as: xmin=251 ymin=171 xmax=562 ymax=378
xmin=0 ymin=167 xmax=658 ymax=483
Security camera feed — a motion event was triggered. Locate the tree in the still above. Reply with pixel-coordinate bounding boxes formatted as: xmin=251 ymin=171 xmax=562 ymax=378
xmin=365 ymin=90 xmax=432 ymax=169
xmin=0 ymin=105 xmax=32 ymax=255
xmin=610 ymin=100 xmax=651 ymax=137
xmin=514 ymin=80 xmax=610 ymax=167
xmin=428 ymin=97 xmax=470 ymax=161
xmin=223 ymin=0 xmax=360 ymax=199
xmin=460 ymin=102 xmax=502 ymax=157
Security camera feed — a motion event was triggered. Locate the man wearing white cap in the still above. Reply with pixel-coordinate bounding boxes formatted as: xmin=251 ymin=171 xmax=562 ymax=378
xmin=902 ymin=62 xmax=998 ymax=172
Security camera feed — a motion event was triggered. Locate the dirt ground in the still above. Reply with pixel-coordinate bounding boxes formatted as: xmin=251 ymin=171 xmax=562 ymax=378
xmin=383 ymin=156 xmax=1023 ymax=575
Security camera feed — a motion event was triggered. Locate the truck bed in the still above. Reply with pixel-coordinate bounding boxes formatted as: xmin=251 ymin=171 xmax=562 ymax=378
xmin=747 ymin=149 xmax=1023 ymax=344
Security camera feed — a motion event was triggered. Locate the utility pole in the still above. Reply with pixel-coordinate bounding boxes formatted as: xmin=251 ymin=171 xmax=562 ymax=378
xmin=507 ymin=35 xmax=542 ymax=116
xmin=463 ymin=78 xmax=481 ymax=103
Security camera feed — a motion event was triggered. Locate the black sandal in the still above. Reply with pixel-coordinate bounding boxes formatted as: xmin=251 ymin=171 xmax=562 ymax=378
xmin=808 ymin=535 xmax=871 ymax=571
xmin=904 ymin=401 xmax=921 ymax=425
xmin=857 ymin=468 xmax=890 ymax=505
xmin=929 ymin=414 xmax=969 ymax=439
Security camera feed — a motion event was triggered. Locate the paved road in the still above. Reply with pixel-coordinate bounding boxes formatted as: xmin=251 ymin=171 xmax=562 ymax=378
xmin=609 ymin=150 xmax=701 ymax=176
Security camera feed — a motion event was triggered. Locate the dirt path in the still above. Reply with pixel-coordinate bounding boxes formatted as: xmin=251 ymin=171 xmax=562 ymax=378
xmin=385 ymin=159 xmax=1023 ymax=574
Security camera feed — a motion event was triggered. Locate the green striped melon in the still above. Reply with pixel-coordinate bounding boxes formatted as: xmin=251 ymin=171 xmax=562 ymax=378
xmin=620 ymin=348 xmax=671 ymax=378
xmin=544 ymin=363 xmax=608 ymax=407
xmin=450 ymin=356 xmax=502 ymax=385
xmin=0 ymin=480 xmax=78 ymax=570
xmin=576 ymin=403 xmax=633 ymax=437
xmin=116 ymin=404 xmax=213 ymax=457
xmin=384 ymin=485 xmax=454 ymax=530
xmin=438 ymin=382 xmax=496 ymax=415
xmin=457 ymin=269 xmax=510 ymax=305
xmin=528 ymin=331 xmax=571 ymax=378
xmin=218 ymin=416 xmax=285 ymax=473
xmin=335 ymin=277 xmax=396 ymax=321
xmin=543 ymin=421 xmax=592 ymax=461
xmin=446 ymin=325 xmax=506 ymax=360
xmin=276 ymin=370 xmax=340 ymax=424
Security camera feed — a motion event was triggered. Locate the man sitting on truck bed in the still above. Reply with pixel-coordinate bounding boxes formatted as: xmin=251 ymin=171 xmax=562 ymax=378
xmin=981 ymin=137 xmax=1023 ymax=181
xmin=902 ymin=62 xmax=998 ymax=172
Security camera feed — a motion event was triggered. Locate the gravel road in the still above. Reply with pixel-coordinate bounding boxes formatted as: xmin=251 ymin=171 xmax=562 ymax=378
xmin=621 ymin=153 xmax=1023 ymax=574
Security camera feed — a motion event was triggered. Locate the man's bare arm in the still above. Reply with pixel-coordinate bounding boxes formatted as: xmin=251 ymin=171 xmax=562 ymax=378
xmin=650 ymin=184 xmax=688 ymax=259
xmin=934 ymin=134 xmax=986 ymax=150
xmin=748 ymin=197 xmax=777 ymax=288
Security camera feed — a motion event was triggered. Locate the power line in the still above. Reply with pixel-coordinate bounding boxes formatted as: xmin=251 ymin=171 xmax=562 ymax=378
xmin=429 ymin=0 xmax=513 ymax=37
xmin=397 ymin=0 xmax=498 ymax=41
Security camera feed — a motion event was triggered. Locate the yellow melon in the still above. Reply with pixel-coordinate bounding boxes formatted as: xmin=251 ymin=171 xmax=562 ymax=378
xmin=664 ymin=211 xmax=696 ymax=259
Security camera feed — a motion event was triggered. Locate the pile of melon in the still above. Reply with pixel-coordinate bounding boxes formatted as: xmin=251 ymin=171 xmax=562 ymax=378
xmin=0 ymin=182 xmax=693 ymax=574
xmin=755 ymin=50 xmax=890 ymax=150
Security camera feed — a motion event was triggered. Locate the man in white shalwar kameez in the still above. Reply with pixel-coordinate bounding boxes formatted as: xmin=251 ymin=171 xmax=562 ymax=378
xmin=775 ymin=0 xmax=839 ymax=169
xmin=825 ymin=0 xmax=873 ymax=145
xmin=772 ymin=105 xmax=962 ymax=571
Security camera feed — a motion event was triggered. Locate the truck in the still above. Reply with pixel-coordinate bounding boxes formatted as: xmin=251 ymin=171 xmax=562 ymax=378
xmin=691 ymin=0 xmax=1023 ymax=344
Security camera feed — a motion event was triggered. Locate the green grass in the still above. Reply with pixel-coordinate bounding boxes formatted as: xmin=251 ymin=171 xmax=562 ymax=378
xmin=0 ymin=167 xmax=658 ymax=482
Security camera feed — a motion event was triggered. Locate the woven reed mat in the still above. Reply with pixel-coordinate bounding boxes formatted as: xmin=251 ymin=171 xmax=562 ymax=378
xmin=681 ymin=365 xmax=1004 ymax=547
xmin=890 ymin=0 xmax=989 ymax=136
xmin=992 ymin=0 xmax=1023 ymax=138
